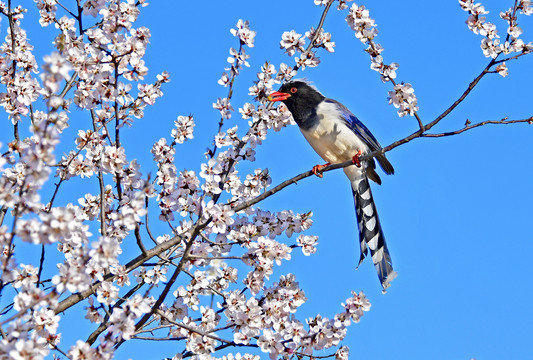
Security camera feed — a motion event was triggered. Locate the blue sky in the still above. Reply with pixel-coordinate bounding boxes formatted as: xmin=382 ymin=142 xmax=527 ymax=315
xmin=9 ymin=1 xmax=533 ymax=359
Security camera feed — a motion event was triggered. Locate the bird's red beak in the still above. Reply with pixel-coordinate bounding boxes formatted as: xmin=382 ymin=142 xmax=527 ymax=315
xmin=268 ymin=91 xmax=291 ymax=102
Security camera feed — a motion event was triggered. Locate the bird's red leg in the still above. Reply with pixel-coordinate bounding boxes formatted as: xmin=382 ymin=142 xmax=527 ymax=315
xmin=352 ymin=150 xmax=363 ymax=168
xmin=312 ymin=163 xmax=330 ymax=178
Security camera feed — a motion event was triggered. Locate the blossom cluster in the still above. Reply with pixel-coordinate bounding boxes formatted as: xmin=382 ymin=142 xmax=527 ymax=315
xmin=252 ymin=285 xmax=370 ymax=359
xmin=387 ymin=83 xmax=418 ymax=118
xmin=345 ymin=3 xmax=419 ymax=117
xmin=0 ymin=5 xmax=40 ymax=122
xmin=459 ymin=0 xmax=533 ymax=76
xmin=166 ymin=274 xmax=370 ymax=360
xmin=279 ymin=23 xmax=335 ymax=69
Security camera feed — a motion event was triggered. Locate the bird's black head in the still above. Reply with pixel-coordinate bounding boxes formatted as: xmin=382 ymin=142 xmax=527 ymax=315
xmin=268 ymin=80 xmax=325 ymax=126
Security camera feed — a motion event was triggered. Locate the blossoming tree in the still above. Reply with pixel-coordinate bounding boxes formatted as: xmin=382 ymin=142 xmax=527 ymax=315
xmin=0 ymin=0 xmax=530 ymax=359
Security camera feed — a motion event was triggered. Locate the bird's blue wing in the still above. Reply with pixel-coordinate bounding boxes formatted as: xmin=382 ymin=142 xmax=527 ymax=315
xmin=324 ymin=99 xmax=383 ymax=153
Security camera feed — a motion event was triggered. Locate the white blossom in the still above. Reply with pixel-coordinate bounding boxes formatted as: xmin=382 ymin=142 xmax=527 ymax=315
xmin=230 ymin=19 xmax=256 ymax=47
xmin=280 ymin=30 xmax=305 ymax=56
xmin=495 ymin=62 xmax=509 ymax=77
xmin=387 ymin=82 xmax=419 ymax=117
xmin=172 ymin=115 xmax=195 ymax=143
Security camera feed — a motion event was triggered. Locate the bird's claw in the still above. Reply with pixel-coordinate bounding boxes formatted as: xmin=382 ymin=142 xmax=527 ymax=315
xmin=352 ymin=150 xmax=363 ymax=168
xmin=312 ymin=163 xmax=330 ymax=178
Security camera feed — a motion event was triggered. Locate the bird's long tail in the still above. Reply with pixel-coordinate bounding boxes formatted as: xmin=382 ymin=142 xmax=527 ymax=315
xmin=345 ymin=166 xmax=396 ymax=292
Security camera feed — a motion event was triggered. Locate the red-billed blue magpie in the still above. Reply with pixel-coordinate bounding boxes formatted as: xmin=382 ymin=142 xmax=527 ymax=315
xmin=268 ymin=80 xmax=396 ymax=291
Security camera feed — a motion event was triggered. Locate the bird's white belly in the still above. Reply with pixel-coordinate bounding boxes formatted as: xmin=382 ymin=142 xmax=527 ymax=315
xmin=300 ymin=116 xmax=368 ymax=164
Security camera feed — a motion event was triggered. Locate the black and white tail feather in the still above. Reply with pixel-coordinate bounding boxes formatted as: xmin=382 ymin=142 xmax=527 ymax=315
xmin=346 ymin=167 xmax=396 ymax=292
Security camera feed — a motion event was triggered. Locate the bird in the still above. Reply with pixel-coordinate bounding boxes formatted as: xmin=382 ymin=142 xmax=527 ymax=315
xmin=268 ymin=80 xmax=396 ymax=291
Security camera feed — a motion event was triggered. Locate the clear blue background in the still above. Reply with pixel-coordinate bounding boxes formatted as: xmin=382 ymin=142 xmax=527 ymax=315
xmin=8 ymin=1 xmax=533 ymax=359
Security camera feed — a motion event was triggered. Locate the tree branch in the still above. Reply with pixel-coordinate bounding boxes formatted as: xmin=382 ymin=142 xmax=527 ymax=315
xmin=421 ymin=116 xmax=533 ymax=138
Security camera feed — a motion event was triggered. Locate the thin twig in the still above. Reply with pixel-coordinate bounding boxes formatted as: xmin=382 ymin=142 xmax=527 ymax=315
xmin=421 ymin=117 xmax=533 ymax=138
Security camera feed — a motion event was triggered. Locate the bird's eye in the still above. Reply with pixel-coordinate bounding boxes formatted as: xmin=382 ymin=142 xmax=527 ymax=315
xmin=290 ymin=87 xmax=297 ymax=94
